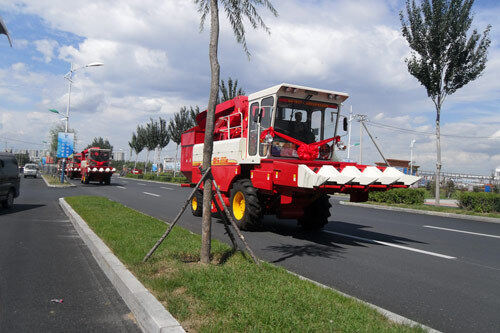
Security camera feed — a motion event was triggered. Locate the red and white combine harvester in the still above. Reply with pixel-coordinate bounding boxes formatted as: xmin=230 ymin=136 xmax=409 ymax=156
xmin=80 ymin=147 xmax=115 ymax=185
xmin=181 ymin=84 xmax=420 ymax=230
xmin=66 ymin=152 xmax=82 ymax=179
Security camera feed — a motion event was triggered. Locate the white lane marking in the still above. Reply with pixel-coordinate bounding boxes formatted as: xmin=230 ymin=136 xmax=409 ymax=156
xmin=424 ymin=225 xmax=500 ymax=239
xmin=323 ymin=230 xmax=456 ymax=260
xmin=161 ymin=187 xmax=174 ymax=190
xmin=117 ymin=186 xmax=126 ymax=189
xmin=143 ymin=192 xmax=160 ymax=197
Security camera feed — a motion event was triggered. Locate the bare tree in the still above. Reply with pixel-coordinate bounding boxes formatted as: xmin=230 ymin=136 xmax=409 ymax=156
xmin=400 ymin=0 xmax=491 ymax=204
xmin=194 ymin=0 xmax=277 ymax=263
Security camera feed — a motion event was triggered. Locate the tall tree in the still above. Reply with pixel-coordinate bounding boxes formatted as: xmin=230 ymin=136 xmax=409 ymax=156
xmin=157 ymin=117 xmax=170 ymax=175
xmin=400 ymin=0 xmax=491 ymax=205
xmin=134 ymin=125 xmax=147 ymax=170
xmin=194 ymin=0 xmax=277 ymax=263
xmin=189 ymin=105 xmax=200 ymax=125
xmin=144 ymin=118 xmax=159 ymax=173
xmin=86 ymin=137 xmax=113 ymax=152
xmin=168 ymin=106 xmax=197 ymax=175
xmin=219 ymin=77 xmax=245 ymax=102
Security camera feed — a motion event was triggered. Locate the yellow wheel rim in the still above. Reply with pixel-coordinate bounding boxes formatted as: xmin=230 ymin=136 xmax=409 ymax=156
xmin=192 ymin=196 xmax=198 ymax=211
xmin=232 ymin=191 xmax=245 ymax=220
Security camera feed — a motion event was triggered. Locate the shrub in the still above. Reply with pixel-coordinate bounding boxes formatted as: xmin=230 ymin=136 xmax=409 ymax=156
xmin=368 ymin=188 xmax=425 ymax=205
xmin=458 ymin=192 xmax=500 ymax=213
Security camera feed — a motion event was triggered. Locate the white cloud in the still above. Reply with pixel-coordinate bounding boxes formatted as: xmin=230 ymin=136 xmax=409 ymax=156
xmin=34 ymin=39 xmax=59 ymax=63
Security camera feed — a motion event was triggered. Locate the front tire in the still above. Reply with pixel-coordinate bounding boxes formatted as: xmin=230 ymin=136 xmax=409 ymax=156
xmin=191 ymin=189 xmax=203 ymax=217
xmin=2 ymin=190 xmax=14 ymax=209
xmin=229 ymin=179 xmax=262 ymax=231
xmin=297 ymin=194 xmax=331 ymax=231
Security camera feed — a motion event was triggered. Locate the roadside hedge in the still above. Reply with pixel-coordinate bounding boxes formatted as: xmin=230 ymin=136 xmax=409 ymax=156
xmin=125 ymin=172 xmax=187 ymax=183
xmin=368 ymin=188 xmax=426 ymax=205
xmin=458 ymin=192 xmax=500 ymax=213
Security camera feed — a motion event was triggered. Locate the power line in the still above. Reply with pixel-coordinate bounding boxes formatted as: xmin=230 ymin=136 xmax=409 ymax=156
xmin=366 ymin=120 xmax=500 ymax=140
xmin=0 ymin=136 xmax=46 ymax=146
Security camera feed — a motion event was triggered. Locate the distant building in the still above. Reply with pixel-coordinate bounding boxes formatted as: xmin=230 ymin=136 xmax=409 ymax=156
xmin=113 ymin=151 xmax=125 ymax=161
xmin=375 ymin=159 xmax=419 ymax=175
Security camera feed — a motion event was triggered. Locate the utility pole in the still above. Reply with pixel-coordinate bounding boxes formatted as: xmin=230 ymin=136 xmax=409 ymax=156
xmin=346 ymin=106 xmax=353 ymax=160
xmin=356 ymin=114 xmax=368 ymax=164
xmin=410 ymin=139 xmax=416 ymax=175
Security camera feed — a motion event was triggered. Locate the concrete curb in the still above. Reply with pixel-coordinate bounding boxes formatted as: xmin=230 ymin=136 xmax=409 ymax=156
xmin=41 ymin=174 xmax=75 ymax=188
xmin=287 ymin=271 xmax=440 ymax=333
xmin=118 ymin=176 xmax=181 ymax=186
xmin=340 ymin=201 xmax=500 ymax=224
xmin=59 ymin=198 xmax=185 ymax=333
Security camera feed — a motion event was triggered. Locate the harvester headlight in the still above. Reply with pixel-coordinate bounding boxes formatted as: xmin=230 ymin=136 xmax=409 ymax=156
xmin=112 ymin=168 xmax=116 ymax=172
xmin=265 ymin=134 xmax=273 ymax=144
xmin=93 ymin=168 xmax=98 ymax=171
xmin=105 ymin=168 xmax=110 ymax=172
xmin=99 ymin=168 xmax=104 ymax=172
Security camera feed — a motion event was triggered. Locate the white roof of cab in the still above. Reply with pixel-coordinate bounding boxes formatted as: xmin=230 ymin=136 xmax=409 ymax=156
xmin=248 ymin=83 xmax=349 ymax=103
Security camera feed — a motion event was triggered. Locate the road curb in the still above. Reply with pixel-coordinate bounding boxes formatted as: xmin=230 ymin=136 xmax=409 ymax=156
xmin=118 ymin=176 xmax=182 ymax=186
xmin=287 ymin=271 xmax=440 ymax=333
xmin=41 ymin=174 xmax=75 ymax=188
xmin=339 ymin=201 xmax=500 ymax=224
xmin=59 ymin=198 xmax=185 ymax=333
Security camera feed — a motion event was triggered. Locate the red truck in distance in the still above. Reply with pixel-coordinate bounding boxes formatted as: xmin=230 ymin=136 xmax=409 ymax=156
xmin=181 ymin=83 xmax=420 ymax=231
xmin=67 ymin=153 xmax=82 ymax=179
xmin=80 ymin=147 xmax=115 ymax=185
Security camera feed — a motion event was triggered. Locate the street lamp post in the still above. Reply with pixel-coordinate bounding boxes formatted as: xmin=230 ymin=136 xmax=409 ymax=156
xmin=410 ymin=139 xmax=416 ymax=175
xmin=52 ymin=62 xmax=103 ymax=183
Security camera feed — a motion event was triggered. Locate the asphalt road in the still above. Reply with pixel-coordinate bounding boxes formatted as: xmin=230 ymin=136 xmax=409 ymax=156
xmin=3 ymin=175 xmax=499 ymax=332
xmin=0 ymin=177 xmax=139 ymax=332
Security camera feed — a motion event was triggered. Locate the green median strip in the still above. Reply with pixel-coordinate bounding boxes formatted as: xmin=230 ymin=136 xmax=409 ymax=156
xmin=65 ymin=196 xmax=426 ymax=333
xmin=42 ymin=174 xmax=73 ymax=186
xmin=366 ymin=201 xmax=500 ymax=219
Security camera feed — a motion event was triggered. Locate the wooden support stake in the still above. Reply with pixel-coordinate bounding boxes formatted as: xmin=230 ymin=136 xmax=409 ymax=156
xmin=142 ymin=168 xmax=211 ymax=262
xmin=211 ymin=178 xmax=260 ymax=265
xmin=212 ymin=193 xmax=238 ymax=251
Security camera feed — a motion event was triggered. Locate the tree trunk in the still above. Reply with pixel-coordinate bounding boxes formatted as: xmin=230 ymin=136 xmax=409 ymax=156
xmin=200 ymin=0 xmax=220 ymax=264
xmin=134 ymin=152 xmax=138 ymax=170
xmin=145 ymin=150 xmax=150 ymax=173
xmin=435 ymin=103 xmax=441 ymax=205
xmin=174 ymin=144 xmax=179 ymax=177
xmin=157 ymin=147 xmax=162 ymax=176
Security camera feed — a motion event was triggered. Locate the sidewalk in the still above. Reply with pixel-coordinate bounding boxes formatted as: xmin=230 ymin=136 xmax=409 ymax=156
xmin=424 ymin=199 xmax=458 ymax=207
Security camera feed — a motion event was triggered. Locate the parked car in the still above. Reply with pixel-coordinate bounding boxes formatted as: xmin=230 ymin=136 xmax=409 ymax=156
xmin=0 ymin=152 xmax=20 ymax=209
xmin=23 ymin=163 xmax=39 ymax=178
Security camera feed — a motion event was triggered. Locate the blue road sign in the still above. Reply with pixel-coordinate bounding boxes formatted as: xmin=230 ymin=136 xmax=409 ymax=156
xmin=57 ymin=132 xmax=74 ymax=158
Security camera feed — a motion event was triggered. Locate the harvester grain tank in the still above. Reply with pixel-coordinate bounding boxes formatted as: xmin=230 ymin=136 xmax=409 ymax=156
xmin=181 ymin=84 xmax=420 ymax=230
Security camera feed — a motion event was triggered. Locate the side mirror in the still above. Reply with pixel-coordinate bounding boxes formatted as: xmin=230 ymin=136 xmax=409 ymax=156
xmin=343 ymin=117 xmax=348 ymax=131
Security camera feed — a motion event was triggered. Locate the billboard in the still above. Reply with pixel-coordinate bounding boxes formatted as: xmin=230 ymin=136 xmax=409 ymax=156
xmin=56 ymin=132 xmax=74 ymax=158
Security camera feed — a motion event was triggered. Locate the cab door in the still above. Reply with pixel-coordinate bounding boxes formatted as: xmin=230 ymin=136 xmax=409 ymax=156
xmin=247 ymin=96 xmax=274 ymax=158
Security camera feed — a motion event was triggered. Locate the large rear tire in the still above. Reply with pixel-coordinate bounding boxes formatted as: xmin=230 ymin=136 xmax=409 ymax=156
xmin=229 ymin=179 xmax=262 ymax=231
xmin=297 ymin=194 xmax=331 ymax=231
xmin=2 ymin=190 xmax=15 ymax=209
xmin=191 ymin=189 xmax=203 ymax=217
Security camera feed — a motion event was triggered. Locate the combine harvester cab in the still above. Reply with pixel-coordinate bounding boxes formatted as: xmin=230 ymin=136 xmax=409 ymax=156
xmin=181 ymin=83 xmax=420 ymax=231
xmin=80 ymin=147 xmax=115 ymax=185
xmin=67 ymin=153 xmax=82 ymax=179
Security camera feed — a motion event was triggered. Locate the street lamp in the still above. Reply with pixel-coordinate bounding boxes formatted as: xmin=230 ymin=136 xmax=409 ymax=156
xmin=0 ymin=16 xmax=12 ymax=47
xmin=56 ymin=61 xmax=103 ymax=183
xmin=410 ymin=139 xmax=416 ymax=175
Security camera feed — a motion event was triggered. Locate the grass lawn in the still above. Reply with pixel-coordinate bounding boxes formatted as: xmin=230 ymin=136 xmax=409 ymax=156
xmin=366 ymin=201 xmax=500 ymax=219
xmin=65 ymin=196 xmax=426 ymax=333
xmin=42 ymin=174 xmax=73 ymax=186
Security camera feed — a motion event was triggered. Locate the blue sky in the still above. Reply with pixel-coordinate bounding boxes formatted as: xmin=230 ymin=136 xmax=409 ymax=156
xmin=0 ymin=0 xmax=499 ymax=174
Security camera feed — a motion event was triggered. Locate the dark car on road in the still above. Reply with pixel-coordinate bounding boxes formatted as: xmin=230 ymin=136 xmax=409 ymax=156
xmin=0 ymin=152 xmax=20 ymax=209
